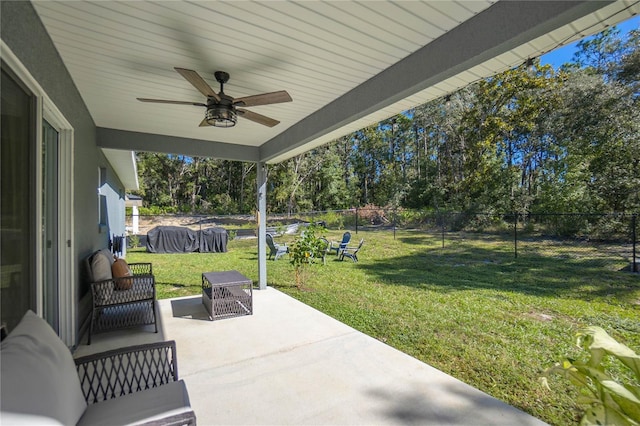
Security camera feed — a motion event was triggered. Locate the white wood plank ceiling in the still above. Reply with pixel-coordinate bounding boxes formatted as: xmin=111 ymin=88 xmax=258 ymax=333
xmin=32 ymin=1 xmax=639 ymax=164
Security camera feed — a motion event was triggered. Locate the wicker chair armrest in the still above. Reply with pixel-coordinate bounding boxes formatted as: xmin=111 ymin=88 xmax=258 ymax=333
xmin=128 ymin=262 xmax=153 ymax=276
xmin=75 ymin=341 xmax=179 ymax=404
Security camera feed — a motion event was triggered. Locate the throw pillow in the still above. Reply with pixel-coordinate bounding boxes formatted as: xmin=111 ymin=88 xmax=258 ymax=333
xmin=0 ymin=310 xmax=87 ymax=425
xmin=112 ymin=258 xmax=133 ymax=290
xmin=91 ymin=251 xmax=113 ymax=282
xmin=98 ymin=248 xmax=116 ymax=265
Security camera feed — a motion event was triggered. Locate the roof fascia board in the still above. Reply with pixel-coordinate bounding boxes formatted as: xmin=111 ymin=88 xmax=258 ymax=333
xmin=97 ymin=127 xmax=259 ymax=162
xmin=259 ymin=0 xmax=612 ymax=163
xmin=101 ymin=148 xmax=139 ymax=190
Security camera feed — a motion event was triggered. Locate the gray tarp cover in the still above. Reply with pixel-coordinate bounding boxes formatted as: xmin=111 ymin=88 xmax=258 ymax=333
xmin=146 ymin=226 xmax=228 ymax=253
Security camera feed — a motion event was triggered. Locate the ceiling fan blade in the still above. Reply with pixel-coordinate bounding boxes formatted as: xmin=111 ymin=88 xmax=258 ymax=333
xmin=233 ymin=91 xmax=292 ymax=107
xmin=198 ymin=118 xmax=210 ymax=127
xmin=237 ymin=108 xmax=280 ymax=127
xmin=137 ymin=98 xmax=206 ymax=107
xmin=174 ymin=67 xmax=221 ymax=102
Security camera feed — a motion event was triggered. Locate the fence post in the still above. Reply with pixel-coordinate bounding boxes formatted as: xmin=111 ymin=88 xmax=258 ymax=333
xmin=514 ymin=212 xmax=518 ymax=259
xmin=393 ymin=208 xmax=397 ymax=240
xmin=355 ymin=208 xmax=359 ymax=235
xmin=441 ymin=213 xmax=445 ymax=249
xmin=633 ymin=213 xmax=638 ymax=273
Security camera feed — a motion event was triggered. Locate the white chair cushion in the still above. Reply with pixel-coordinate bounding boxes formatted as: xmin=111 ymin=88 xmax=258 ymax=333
xmin=0 ymin=311 xmax=87 ymax=425
xmin=0 ymin=412 xmax=64 ymax=425
xmin=77 ymin=380 xmax=192 ymax=426
xmin=97 ymin=248 xmax=115 ymax=266
xmin=91 ymin=250 xmax=113 ymax=281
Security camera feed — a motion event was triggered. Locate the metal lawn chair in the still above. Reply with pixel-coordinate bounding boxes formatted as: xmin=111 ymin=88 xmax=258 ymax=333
xmin=329 ymin=231 xmax=351 ymax=256
xmin=339 ymin=238 xmax=364 ymax=262
xmin=318 ymin=237 xmax=331 ymax=265
xmin=266 ymin=233 xmax=288 ymax=260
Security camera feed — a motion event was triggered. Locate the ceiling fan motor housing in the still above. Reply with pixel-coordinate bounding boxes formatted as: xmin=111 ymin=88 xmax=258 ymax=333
xmin=214 ymin=71 xmax=230 ymax=84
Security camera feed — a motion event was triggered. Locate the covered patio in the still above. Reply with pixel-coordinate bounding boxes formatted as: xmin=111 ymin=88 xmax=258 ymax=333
xmin=75 ymin=288 xmax=545 ymax=425
xmin=2 ymin=1 xmax=639 ymax=424
xmin=2 ymin=0 xmax=639 ymax=345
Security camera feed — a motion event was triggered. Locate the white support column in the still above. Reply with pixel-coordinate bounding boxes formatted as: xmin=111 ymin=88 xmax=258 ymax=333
xmin=257 ymin=162 xmax=267 ymax=290
xmin=132 ymin=205 xmax=139 ymax=234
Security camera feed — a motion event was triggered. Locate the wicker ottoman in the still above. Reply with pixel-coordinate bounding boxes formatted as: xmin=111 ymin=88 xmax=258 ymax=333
xmin=201 ymin=270 xmax=253 ymax=321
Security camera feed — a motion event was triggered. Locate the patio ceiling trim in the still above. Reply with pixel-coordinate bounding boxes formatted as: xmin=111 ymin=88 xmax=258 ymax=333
xmin=259 ymin=0 xmax=615 ymax=164
xmin=30 ymin=0 xmax=637 ymax=167
xmin=97 ymin=127 xmax=259 ymax=163
xmin=101 ymin=148 xmax=139 ymax=190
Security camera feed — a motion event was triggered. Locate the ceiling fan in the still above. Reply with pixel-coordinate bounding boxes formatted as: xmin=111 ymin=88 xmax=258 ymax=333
xmin=137 ymin=67 xmax=292 ymax=128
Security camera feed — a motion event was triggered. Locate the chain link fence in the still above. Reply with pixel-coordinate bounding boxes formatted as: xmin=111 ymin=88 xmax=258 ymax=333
xmin=126 ymin=209 xmax=638 ymax=273
xmin=283 ymin=208 xmax=639 ymax=273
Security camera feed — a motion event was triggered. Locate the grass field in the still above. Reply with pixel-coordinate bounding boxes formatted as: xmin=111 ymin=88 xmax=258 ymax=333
xmin=127 ymin=229 xmax=640 ymax=425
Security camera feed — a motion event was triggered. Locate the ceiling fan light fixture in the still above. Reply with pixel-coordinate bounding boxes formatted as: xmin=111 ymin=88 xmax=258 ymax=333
xmin=206 ymin=104 xmax=237 ymax=128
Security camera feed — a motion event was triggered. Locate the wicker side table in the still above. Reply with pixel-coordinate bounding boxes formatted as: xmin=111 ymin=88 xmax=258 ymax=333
xmin=202 ymin=270 xmax=253 ymax=321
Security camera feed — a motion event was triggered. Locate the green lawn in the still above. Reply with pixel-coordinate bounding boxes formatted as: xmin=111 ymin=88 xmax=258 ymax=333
xmin=127 ymin=230 xmax=640 ymax=425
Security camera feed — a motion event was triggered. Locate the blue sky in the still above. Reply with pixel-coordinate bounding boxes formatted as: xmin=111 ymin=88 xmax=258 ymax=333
xmin=540 ymin=15 xmax=639 ymax=68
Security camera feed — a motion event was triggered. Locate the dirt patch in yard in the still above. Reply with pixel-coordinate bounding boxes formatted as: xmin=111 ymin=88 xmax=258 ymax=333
xmin=525 ymin=311 xmax=554 ymax=322
xmin=129 ymin=214 xmax=256 ymax=235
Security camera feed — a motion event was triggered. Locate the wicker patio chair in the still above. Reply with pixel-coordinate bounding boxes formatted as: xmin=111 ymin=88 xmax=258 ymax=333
xmin=85 ymin=250 xmax=158 ymax=344
xmin=74 ymin=340 xmax=196 ymax=425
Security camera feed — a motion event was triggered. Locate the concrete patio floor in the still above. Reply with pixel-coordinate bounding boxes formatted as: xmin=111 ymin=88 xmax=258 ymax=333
xmin=74 ymin=287 xmax=547 ymax=425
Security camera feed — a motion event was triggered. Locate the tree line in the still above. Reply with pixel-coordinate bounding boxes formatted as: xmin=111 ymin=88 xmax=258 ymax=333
xmin=134 ymin=27 xmax=639 ymax=216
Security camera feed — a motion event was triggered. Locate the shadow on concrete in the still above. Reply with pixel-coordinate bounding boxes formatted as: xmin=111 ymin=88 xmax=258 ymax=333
xmin=366 ymin=380 xmax=545 ymax=425
xmin=170 ymin=296 xmax=210 ymax=321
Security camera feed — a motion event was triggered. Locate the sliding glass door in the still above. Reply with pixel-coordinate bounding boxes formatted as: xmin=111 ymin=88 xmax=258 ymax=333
xmin=1 ymin=69 xmax=35 ymax=332
xmin=2 ymin=50 xmax=75 ymax=345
